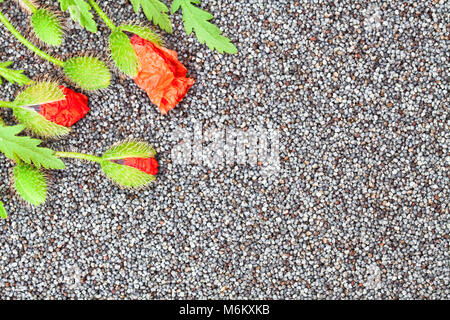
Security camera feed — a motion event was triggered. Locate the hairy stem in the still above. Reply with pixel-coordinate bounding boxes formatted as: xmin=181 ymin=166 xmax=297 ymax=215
xmin=0 ymin=10 xmax=64 ymax=67
xmin=0 ymin=101 xmax=14 ymax=108
xmin=54 ymin=151 xmax=103 ymax=163
xmin=20 ymin=0 xmax=38 ymax=14
xmin=88 ymin=0 xmax=116 ymax=30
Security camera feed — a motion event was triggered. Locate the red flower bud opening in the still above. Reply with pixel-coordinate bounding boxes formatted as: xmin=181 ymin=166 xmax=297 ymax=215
xmin=39 ymin=86 xmax=90 ymax=127
xmin=122 ymin=157 xmax=159 ymax=176
xmin=131 ymin=35 xmax=195 ymax=115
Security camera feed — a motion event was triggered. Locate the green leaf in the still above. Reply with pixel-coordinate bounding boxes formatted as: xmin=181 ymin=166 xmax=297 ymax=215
xmin=171 ymin=0 xmax=237 ymax=54
xmin=102 ymin=140 xmax=156 ymax=160
xmin=101 ymin=160 xmax=155 ymax=188
xmin=109 ymin=30 xmax=140 ymax=77
xmin=0 ymin=61 xmax=33 ymax=86
xmin=13 ymin=81 xmax=65 ymax=107
xmin=118 ymin=24 xmax=163 ymax=46
xmin=0 ymin=201 xmax=7 ymax=219
xmin=0 ymin=124 xmax=66 ymax=169
xmin=13 ymin=163 xmax=47 ymax=205
xmin=63 ymin=56 xmax=111 ymax=90
xmin=13 ymin=107 xmax=70 ymax=138
xmin=130 ymin=0 xmax=172 ymax=33
xmin=31 ymin=8 xmax=64 ymax=46
xmin=58 ymin=0 xmax=97 ymax=33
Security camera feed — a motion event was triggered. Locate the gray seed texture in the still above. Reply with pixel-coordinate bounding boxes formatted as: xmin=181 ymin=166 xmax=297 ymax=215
xmin=0 ymin=0 xmax=448 ymax=299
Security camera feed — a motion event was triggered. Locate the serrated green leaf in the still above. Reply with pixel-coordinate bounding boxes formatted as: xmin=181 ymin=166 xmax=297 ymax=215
xmin=109 ymin=30 xmax=140 ymax=77
xmin=0 ymin=124 xmax=66 ymax=169
xmin=31 ymin=8 xmax=63 ymax=46
xmin=0 ymin=201 xmax=7 ymax=219
xmin=171 ymin=0 xmax=237 ymax=54
xmin=13 ymin=107 xmax=70 ymax=138
xmin=14 ymin=81 xmax=65 ymax=107
xmin=101 ymin=159 xmax=155 ymax=188
xmin=0 ymin=61 xmax=33 ymax=86
xmin=58 ymin=0 xmax=97 ymax=33
xmin=102 ymin=140 xmax=156 ymax=160
xmin=118 ymin=24 xmax=163 ymax=46
xmin=130 ymin=0 xmax=172 ymax=33
xmin=171 ymin=0 xmax=200 ymax=13
xmin=63 ymin=56 xmax=111 ymax=90
xmin=13 ymin=163 xmax=47 ymax=205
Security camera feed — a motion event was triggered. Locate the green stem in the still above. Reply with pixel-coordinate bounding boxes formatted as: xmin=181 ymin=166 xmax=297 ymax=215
xmin=88 ymin=0 xmax=116 ymax=30
xmin=0 ymin=116 xmax=5 ymax=126
xmin=21 ymin=0 xmax=38 ymax=14
xmin=0 ymin=101 xmax=14 ymax=108
xmin=54 ymin=151 xmax=103 ymax=163
xmin=0 ymin=10 xmax=64 ymax=67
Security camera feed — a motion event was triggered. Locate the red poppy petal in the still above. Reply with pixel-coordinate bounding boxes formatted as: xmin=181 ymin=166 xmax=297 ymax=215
xmin=152 ymin=44 xmax=188 ymax=77
xmin=159 ymin=77 xmax=195 ymax=114
xmin=130 ymin=36 xmax=185 ymax=74
xmin=39 ymin=86 xmax=89 ymax=127
xmin=123 ymin=157 xmax=159 ymax=175
xmin=131 ymin=35 xmax=194 ymax=114
xmin=132 ymin=38 xmax=175 ymax=90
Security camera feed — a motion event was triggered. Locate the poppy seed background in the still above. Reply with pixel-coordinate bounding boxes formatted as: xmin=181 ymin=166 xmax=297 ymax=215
xmin=0 ymin=0 xmax=448 ymax=299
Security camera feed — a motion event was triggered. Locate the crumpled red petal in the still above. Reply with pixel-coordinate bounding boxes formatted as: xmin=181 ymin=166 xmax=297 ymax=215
xmin=39 ymin=86 xmax=89 ymax=127
xmin=131 ymin=35 xmax=195 ymax=115
xmin=123 ymin=157 xmax=159 ymax=176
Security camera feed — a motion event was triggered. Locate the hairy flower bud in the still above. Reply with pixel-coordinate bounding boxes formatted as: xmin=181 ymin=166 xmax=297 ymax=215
xmin=12 ymin=82 xmax=89 ymax=137
xmin=39 ymin=86 xmax=89 ymax=127
xmin=100 ymin=140 xmax=158 ymax=188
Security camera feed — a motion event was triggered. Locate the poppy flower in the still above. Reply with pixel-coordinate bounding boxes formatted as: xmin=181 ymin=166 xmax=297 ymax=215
xmin=130 ymin=35 xmax=195 ymax=115
xmin=39 ymin=86 xmax=89 ymax=127
xmin=101 ymin=141 xmax=157 ymax=188
xmin=117 ymin=157 xmax=159 ymax=176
